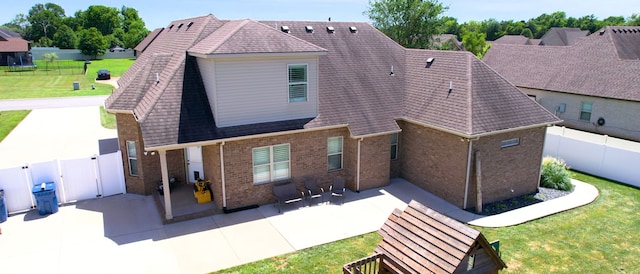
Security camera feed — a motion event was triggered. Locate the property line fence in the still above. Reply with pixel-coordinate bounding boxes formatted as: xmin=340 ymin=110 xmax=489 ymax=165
xmin=543 ymin=126 xmax=640 ymax=188
xmin=0 ymin=152 xmax=126 ymax=214
xmin=1 ymin=59 xmax=86 ymax=76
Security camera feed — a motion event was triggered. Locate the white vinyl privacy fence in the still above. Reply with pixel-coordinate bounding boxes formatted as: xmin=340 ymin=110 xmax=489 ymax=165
xmin=544 ymin=126 xmax=640 ymax=188
xmin=0 ymin=152 xmax=126 ymax=214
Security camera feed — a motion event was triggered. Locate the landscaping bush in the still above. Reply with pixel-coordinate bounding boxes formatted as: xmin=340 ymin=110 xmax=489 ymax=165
xmin=540 ymin=157 xmax=573 ymax=191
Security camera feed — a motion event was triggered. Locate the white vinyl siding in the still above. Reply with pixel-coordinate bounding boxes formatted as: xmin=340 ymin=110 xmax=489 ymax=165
xmin=288 ymin=64 xmax=307 ymax=102
xmin=253 ymin=144 xmax=290 ymax=184
xmin=328 ymin=137 xmax=343 ymax=171
xmin=199 ymin=56 xmax=318 ymax=127
xmin=126 ymin=141 xmax=138 ymax=176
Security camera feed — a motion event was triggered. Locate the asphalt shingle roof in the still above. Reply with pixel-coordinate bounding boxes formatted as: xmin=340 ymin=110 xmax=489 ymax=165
xmin=483 ymin=26 xmax=640 ymax=102
xmin=540 ymin=27 xmax=589 ymax=46
xmin=107 ymin=15 xmax=560 ymax=149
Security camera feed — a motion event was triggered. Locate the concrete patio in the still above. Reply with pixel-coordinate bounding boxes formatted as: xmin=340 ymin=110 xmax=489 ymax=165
xmin=0 ymin=178 xmax=598 ymax=274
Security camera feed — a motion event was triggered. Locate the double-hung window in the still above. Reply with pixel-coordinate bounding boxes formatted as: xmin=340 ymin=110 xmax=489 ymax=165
xmin=390 ymin=133 xmax=399 ymax=160
xmin=328 ymin=137 xmax=343 ymax=171
xmin=288 ymin=64 xmax=307 ymax=102
xmin=580 ymin=102 xmax=592 ymax=121
xmin=126 ymin=141 xmax=138 ymax=176
xmin=253 ymin=144 xmax=290 ymax=184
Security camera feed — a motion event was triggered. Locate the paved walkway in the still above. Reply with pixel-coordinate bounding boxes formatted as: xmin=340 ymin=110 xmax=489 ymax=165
xmin=0 ymin=178 xmax=599 ymax=274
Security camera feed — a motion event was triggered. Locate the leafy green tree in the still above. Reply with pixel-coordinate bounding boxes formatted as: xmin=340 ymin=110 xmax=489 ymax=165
xmin=520 ymin=28 xmax=533 ymax=39
xmin=104 ymin=34 xmax=123 ymax=48
xmin=36 ymin=37 xmax=53 ymax=47
xmin=576 ymin=15 xmax=602 ymax=33
xmin=42 ymin=52 xmax=58 ymax=70
xmin=53 ymin=25 xmax=77 ymax=49
xmin=461 ymin=21 xmax=488 ymax=58
xmin=2 ymin=14 xmax=30 ymax=38
xmin=628 ymin=14 xmax=640 ymax=26
xmin=602 ymin=16 xmax=625 ymax=27
xmin=481 ymin=18 xmax=503 ymax=41
xmin=78 ymin=27 xmax=108 ymax=59
xmin=27 ymin=3 xmax=65 ymax=41
xmin=77 ymin=5 xmax=121 ymax=35
xmin=366 ymin=0 xmax=448 ymax=49
xmin=123 ymin=21 xmax=150 ymax=48
xmin=439 ymin=16 xmax=460 ymax=36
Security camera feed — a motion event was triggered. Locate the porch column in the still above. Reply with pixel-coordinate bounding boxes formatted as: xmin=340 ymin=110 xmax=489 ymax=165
xmin=159 ymin=149 xmax=173 ymax=220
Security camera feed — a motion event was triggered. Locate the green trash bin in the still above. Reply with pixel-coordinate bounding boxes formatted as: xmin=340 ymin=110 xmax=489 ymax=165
xmin=73 ymin=81 xmax=80 ymax=90
xmin=31 ymin=182 xmax=58 ymax=215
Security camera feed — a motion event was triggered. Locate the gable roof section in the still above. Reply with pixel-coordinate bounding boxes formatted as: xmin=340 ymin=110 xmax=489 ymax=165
xmin=263 ymin=21 xmax=406 ymax=137
xmin=376 ymin=200 xmax=506 ymax=273
xmin=0 ymin=28 xmax=29 ymax=52
xmin=492 ymin=35 xmax=533 ymax=45
xmin=404 ymin=49 xmax=559 ymax=136
xmin=540 ymin=27 xmax=589 ymax=46
xmin=0 ymin=28 xmax=21 ymax=38
xmin=134 ymin=27 xmax=163 ymax=53
xmin=189 ymin=19 xmax=327 ymax=56
xmin=483 ymin=26 xmax=640 ymax=102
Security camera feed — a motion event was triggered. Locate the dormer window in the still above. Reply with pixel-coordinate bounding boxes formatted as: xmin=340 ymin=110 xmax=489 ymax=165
xmin=288 ymin=64 xmax=308 ymax=103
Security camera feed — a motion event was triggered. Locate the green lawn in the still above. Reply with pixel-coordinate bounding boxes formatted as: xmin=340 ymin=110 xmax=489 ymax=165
xmin=213 ymin=171 xmax=640 ymax=274
xmin=0 ymin=110 xmax=31 ymax=142
xmin=100 ymin=106 xmax=116 ymax=129
xmin=0 ymin=59 xmax=134 ymax=99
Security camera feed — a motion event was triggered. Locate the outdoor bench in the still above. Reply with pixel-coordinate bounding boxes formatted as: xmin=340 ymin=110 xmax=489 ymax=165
xmin=272 ymin=181 xmax=304 ymax=213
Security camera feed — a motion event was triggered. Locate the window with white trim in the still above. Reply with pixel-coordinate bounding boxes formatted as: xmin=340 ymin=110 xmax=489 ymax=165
xmin=288 ymin=64 xmax=307 ymax=102
xmin=580 ymin=102 xmax=592 ymax=121
xmin=328 ymin=136 xmax=343 ymax=171
xmin=126 ymin=141 xmax=139 ymax=176
xmin=501 ymin=138 xmax=520 ymax=148
xmin=253 ymin=144 xmax=290 ymax=184
xmin=390 ymin=133 xmax=399 ymax=160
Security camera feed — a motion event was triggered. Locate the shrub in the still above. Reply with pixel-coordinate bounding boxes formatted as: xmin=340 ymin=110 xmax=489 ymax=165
xmin=540 ymin=157 xmax=573 ymax=191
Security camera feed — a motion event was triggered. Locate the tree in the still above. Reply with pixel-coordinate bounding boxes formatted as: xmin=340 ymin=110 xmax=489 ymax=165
xmin=520 ymin=28 xmax=533 ymax=39
xmin=77 ymin=5 xmax=121 ymax=36
xmin=42 ymin=52 xmax=58 ymax=70
xmin=53 ymin=25 xmax=77 ymax=49
xmin=366 ymin=0 xmax=448 ymax=49
xmin=628 ymin=14 xmax=640 ymax=26
xmin=78 ymin=27 xmax=108 ymax=59
xmin=461 ymin=21 xmax=489 ymax=58
xmin=2 ymin=14 xmax=30 ymax=38
xmin=27 ymin=3 xmax=65 ymax=42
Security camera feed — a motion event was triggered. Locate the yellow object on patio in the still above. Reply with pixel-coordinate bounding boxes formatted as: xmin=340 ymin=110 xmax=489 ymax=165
xmin=194 ymin=180 xmax=211 ymax=204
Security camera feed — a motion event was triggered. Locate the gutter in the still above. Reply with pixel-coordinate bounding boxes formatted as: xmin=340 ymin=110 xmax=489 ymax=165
xmin=399 ymin=117 xmax=559 ymax=139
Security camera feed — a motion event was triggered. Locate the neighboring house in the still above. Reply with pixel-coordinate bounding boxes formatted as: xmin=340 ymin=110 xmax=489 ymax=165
xmin=106 ymin=15 xmax=560 ymax=220
xmin=432 ymin=34 xmax=465 ymax=50
xmin=491 ymin=35 xmax=538 ymax=45
xmin=540 ymin=27 xmax=589 ymax=46
xmin=484 ymin=26 xmax=640 ymax=142
xmin=0 ymin=28 xmax=31 ymax=67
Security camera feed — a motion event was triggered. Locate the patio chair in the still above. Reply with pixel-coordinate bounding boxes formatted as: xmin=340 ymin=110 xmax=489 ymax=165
xmin=272 ymin=181 xmax=304 ymax=213
xmin=330 ymin=177 xmax=346 ymax=205
xmin=304 ymin=178 xmax=325 ymax=204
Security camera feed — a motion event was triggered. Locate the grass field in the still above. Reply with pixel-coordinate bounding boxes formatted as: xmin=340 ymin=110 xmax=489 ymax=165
xmin=213 ymin=171 xmax=640 ymax=274
xmin=100 ymin=106 xmax=116 ymax=129
xmin=0 ymin=59 xmax=134 ymax=99
xmin=0 ymin=110 xmax=31 ymax=142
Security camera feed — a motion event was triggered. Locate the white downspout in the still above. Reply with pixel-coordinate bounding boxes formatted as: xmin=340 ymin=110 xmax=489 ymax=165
xmin=356 ymin=138 xmax=362 ymax=192
xmin=463 ymin=139 xmax=473 ymax=209
xmin=159 ymin=150 xmax=172 ymax=220
xmin=219 ymin=142 xmax=227 ymax=209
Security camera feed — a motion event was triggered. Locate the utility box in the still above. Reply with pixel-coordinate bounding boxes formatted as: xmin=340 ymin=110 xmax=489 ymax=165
xmin=73 ymin=81 xmax=80 ymax=90
xmin=31 ymin=182 xmax=59 ymax=215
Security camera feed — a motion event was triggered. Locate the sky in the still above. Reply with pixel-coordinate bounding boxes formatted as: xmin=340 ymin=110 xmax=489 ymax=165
xmin=2 ymin=0 xmax=640 ymax=30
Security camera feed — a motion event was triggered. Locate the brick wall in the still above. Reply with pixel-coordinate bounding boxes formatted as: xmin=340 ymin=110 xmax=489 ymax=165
xmin=115 ymin=113 xmax=186 ymax=195
xmin=470 ymin=127 xmax=546 ymax=206
xmin=358 ymin=135 xmax=391 ymax=190
xmin=397 ymin=120 xmax=469 ymax=208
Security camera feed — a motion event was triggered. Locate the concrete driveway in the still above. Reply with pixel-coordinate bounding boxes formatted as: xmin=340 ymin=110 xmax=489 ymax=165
xmin=0 ymin=102 xmax=117 ymax=168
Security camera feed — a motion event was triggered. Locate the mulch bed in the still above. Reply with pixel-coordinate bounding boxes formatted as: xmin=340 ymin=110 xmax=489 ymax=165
xmin=467 ymin=186 xmax=573 ymax=216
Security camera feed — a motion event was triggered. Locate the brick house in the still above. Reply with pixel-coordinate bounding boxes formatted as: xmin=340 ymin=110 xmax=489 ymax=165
xmin=484 ymin=26 xmax=640 ymax=142
xmin=106 ymin=15 xmax=560 ymax=220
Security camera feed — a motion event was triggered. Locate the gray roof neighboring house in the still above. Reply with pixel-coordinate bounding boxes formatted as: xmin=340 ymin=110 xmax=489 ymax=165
xmin=540 ymin=27 xmax=589 ymax=46
xmin=432 ymin=34 xmax=464 ymax=50
xmin=0 ymin=27 xmax=29 ymax=52
xmin=107 ymin=15 xmax=560 ymax=149
xmin=492 ymin=35 xmax=535 ymax=45
xmin=483 ymin=26 xmax=640 ymax=103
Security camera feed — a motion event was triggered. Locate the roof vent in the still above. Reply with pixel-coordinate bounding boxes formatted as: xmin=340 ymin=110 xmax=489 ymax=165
xmin=426 ymin=57 xmax=435 ymax=68
xmin=187 ymin=22 xmax=193 ymax=28
xmin=349 ymin=26 xmax=357 ymax=33
xmin=599 ymin=29 xmax=606 ymax=35
xmin=327 ymin=26 xmax=335 ymax=33
xmin=305 ymin=26 xmax=314 ymax=33
xmin=168 ymin=24 xmax=174 ymax=29
xmin=281 ymin=26 xmax=290 ymax=33
xmin=177 ymin=23 xmax=184 ymax=29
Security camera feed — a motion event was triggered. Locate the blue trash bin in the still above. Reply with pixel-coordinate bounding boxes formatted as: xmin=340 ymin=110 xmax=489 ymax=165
xmin=31 ymin=182 xmax=58 ymax=215
xmin=0 ymin=189 xmax=7 ymax=222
